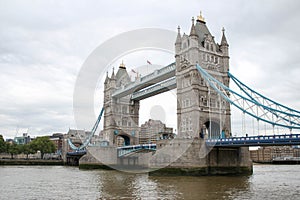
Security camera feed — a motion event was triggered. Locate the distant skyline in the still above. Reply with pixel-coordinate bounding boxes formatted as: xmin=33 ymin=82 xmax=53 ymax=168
xmin=1 ymin=0 xmax=300 ymax=139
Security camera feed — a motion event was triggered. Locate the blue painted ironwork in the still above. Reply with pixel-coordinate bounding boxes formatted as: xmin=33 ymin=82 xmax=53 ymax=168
xmin=112 ymin=62 xmax=176 ymax=98
xmin=131 ymin=77 xmax=176 ymax=100
xmin=228 ymin=72 xmax=300 ymax=126
xmin=117 ymin=144 xmax=156 ymax=157
xmin=66 ymin=150 xmax=87 ymax=156
xmin=67 ymin=107 xmax=105 ymax=151
xmin=206 ymin=134 xmax=300 ymax=147
xmin=195 ymin=64 xmax=300 ymax=130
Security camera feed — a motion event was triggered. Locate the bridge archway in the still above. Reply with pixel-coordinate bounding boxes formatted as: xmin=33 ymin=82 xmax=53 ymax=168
xmin=116 ymin=134 xmax=131 ymax=147
xmin=204 ymin=121 xmax=220 ymax=139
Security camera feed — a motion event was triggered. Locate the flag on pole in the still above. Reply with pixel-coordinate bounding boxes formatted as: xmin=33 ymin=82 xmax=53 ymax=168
xmin=131 ymin=69 xmax=137 ymax=73
xmin=147 ymin=60 xmax=152 ymax=65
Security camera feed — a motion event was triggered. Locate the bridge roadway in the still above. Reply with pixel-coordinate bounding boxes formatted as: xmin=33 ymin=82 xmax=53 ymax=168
xmin=112 ymin=62 xmax=176 ymax=99
xmin=205 ymin=133 xmax=300 ymax=147
xmin=117 ymin=134 xmax=300 ymax=157
xmin=67 ymin=134 xmax=300 ymax=158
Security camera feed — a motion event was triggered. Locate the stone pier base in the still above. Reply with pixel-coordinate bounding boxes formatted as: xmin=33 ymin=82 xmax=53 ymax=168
xmin=149 ymin=139 xmax=253 ymax=176
xmin=79 ymin=139 xmax=253 ymax=175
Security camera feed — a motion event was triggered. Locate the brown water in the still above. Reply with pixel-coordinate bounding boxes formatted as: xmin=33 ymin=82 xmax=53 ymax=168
xmin=0 ymin=164 xmax=299 ymax=199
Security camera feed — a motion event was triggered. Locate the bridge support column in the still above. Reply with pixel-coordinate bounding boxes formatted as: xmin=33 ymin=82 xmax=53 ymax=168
xmin=149 ymin=139 xmax=252 ymax=176
xmin=79 ymin=146 xmax=117 ymax=169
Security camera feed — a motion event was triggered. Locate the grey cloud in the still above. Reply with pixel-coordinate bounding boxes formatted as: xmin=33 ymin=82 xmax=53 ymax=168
xmin=1 ymin=0 xmax=300 ymax=138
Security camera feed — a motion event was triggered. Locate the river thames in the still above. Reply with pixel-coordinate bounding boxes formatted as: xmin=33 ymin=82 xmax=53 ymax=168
xmin=0 ymin=164 xmax=299 ymax=199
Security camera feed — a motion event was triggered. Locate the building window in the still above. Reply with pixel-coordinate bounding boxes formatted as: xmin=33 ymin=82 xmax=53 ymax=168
xmin=210 ymin=98 xmax=216 ymax=108
xmin=189 ymin=117 xmax=192 ymax=131
xmin=122 ymin=106 xmax=127 ymax=114
xmin=215 ymin=57 xmax=218 ymax=64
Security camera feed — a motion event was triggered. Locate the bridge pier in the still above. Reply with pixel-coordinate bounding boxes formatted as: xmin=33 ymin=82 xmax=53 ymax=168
xmin=149 ymin=139 xmax=252 ymax=176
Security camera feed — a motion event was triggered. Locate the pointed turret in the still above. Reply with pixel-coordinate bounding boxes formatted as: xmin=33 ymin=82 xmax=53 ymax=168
xmin=175 ymin=26 xmax=182 ymax=56
xmin=104 ymin=71 xmax=109 ymax=84
xmin=111 ymin=67 xmax=115 ymax=79
xmin=221 ymin=27 xmax=228 ymax=47
xmin=115 ymin=61 xmax=131 ymax=87
xmin=175 ymin=26 xmax=182 ymax=45
xmin=189 ymin=17 xmax=197 ymax=38
xmin=220 ymin=27 xmax=229 ymax=72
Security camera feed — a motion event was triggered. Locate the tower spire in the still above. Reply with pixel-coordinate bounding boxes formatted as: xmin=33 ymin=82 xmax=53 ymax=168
xmin=221 ymin=27 xmax=228 ymax=46
xmin=175 ymin=25 xmax=182 ymax=45
xmin=189 ymin=17 xmax=197 ymax=37
xmin=197 ymin=11 xmax=206 ymax=23
xmin=119 ymin=60 xmax=126 ymax=69
xmin=104 ymin=71 xmax=109 ymax=84
xmin=111 ymin=67 xmax=115 ymax=79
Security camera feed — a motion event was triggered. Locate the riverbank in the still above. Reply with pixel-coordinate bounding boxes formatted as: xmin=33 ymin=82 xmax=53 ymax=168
xmin=0 ymin=159 xmax=64 ymax=165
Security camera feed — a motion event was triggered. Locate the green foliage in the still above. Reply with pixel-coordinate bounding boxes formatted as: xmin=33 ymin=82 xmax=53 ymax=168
xmin=30 ymin=136 xmax=56 ymax=159
xmin=21 ymin=143 xmax=36 ymax=159
xmin=0 ymin=135 xmax=56 ymax=159
xmin=0 ymin=135 xmax=6 ymax=153
xmin=7 ymin=143 xmax=22 ymax=159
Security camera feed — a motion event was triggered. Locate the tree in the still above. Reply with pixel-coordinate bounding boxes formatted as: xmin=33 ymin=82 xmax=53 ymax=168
xmin=30 ymin=136 xmax=56 ymax=159
xmin=0 ymin=135 xmax=5 ymax=153
xmin=21 ymin=143 xmax=36 ymax=159
xmin=7 ymin=143 xmax=21 ymax=159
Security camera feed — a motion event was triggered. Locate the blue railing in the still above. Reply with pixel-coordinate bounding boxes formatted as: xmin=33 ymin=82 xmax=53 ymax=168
xmin=117 ymin=144 xmax=157 ymax=157
xmin=112 ymin=62 xmax=176 ymax=98
xmin=206 ymin=134 xmax=300 ymax=147
xmin=66 ymin=150 xmax=87 ymax=156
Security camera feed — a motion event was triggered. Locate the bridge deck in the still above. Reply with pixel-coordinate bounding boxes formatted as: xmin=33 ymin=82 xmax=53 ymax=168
xmin=112 ymin=63 xmax=175 ymax=99
xmin=206 ymin=134 xmax=300 ymax=147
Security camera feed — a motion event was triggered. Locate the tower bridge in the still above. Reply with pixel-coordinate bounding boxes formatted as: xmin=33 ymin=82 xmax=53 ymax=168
xmin=68 ymin=13 xmax=300 ymax=175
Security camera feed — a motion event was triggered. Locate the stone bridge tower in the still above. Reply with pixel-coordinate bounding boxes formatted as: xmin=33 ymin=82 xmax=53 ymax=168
xmin=175 ymin=13 xmax=231 ymax=139
xmin=103 ymin=62 xmax=140 ymax=146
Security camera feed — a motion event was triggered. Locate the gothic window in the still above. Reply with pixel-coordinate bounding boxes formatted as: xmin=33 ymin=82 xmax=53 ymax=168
xmin=128 ymin=121 xmax=131 ymax=127
xmin=122 ymin=119 xmax=127 ymax=126
xmin=215 ymin=57 xmax=218 ymax=64
xmin=189 ymin=117 xmax=192 ymax=131
xmin=200 ymin=96 xmax=204 ymax=105
xmin=122 ymin=106 xmax=127 ymax=114
xmin=203 ymin=99 xmax=207 ymax=106
xmin=202 ymin=53 xmax=205 ymax=61
xmin=211 ymin=55 xmax=214 ymax=62
xmin=200 ymin=78 xmax=204 ymax=85
xmin=210 ymin=44 xmax=213 ymax=51
xmin=210 ymin=98 xmax=216 ymax=108
xmin=206 ymin=43 xmax=209 ymax=50
xmin=182 ymin=118 xmax=186 ymax=132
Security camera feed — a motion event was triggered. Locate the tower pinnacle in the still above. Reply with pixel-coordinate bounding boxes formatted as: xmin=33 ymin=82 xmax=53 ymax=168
xmin=197 ymin=11 xmax=205 ymax=23
xmin=119 ymin=60 xmax=126 ymax=69
xmin=189 ymin=17 xmax=197 ymax=37
xmin=221 ymin=27 xmax=228 ymax=46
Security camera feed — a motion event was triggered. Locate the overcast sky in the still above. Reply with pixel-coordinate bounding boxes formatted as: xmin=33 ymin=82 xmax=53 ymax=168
xmin=1 ymin=0 xmax=300 ymax=139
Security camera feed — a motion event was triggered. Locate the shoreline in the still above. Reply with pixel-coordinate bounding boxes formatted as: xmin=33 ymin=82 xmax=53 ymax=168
xmin=0 ymin=158 xmax=64 ymax=166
